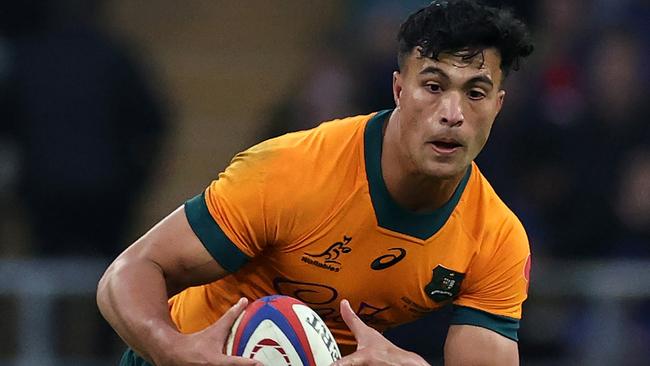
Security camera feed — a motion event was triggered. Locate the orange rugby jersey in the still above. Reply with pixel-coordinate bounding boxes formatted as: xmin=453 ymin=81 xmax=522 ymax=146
xmin=172 ymin=110 xmax=531 ymax=353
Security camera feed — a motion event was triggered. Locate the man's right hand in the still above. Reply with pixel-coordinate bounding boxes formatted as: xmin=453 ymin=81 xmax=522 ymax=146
xmin=154 ymin=297 xmax=263 ymax=366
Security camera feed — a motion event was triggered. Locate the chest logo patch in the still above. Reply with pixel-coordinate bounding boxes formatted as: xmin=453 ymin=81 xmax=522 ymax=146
xmin=425 ymin=265 xmax=465 ymax=303
xmin=370 ymin=248 xmax=406 ymax=270
xmin=302 ymin=235 xmax=352 ymax=272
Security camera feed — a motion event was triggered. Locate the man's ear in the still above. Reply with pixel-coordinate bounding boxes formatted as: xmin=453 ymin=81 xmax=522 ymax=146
xmin=393 ymin=71 xmax=403 ymax=108
xmin=495 ymin=89 xmax=506 ymax=117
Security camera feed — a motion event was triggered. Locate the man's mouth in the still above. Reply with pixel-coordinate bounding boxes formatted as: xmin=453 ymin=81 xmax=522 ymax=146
xmin=430 ymin=139 xmax=463 ymax=154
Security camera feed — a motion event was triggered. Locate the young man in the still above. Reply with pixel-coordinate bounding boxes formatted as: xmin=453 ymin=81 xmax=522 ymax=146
xmin=97 ymin=1 xmax=534 ymax=365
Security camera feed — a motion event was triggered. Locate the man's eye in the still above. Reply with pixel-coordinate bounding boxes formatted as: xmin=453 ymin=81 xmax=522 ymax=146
xmin=427 ymin=84 xmax=442 ymax=93
xmin=468 ymin=90 xmax=486 ymax=100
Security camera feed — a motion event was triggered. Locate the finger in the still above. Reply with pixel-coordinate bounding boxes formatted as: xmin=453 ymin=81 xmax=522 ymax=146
xmin=339 ymin=299 xmax=370 ymax=340
xmin=222 ymin=355 xmax=264 ymax=366
xmin=212 ymin=297 xmax=249 ymax=343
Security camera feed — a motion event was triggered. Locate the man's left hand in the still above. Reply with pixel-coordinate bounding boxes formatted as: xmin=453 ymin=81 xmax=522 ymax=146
xmin=332 ymin=299 xmax=430 ymax=366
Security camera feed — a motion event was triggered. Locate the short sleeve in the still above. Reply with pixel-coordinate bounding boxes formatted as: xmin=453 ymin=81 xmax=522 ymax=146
xmin=184 ymin=144 xmax=280 ymax=272
xmin=451 ymin=215 xmax=531 ymax=341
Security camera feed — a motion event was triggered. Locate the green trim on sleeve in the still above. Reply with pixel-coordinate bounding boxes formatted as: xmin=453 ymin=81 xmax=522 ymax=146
xmin=450 ymin=305 xmax=520 ymax=341
xmin=119 ymin=348 xmax=153 ymax=366
xmin=184 ymin=192 xmax=250 ymax=273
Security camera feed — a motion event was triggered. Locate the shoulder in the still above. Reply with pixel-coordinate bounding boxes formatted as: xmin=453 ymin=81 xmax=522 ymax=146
xmin=458 ymin=163 xmax=528 ymax=255
xmin=227 ymin=113 xmax=374 ymax=182
xmin=252 ymin=113 xmax=373 ymax=159
xmin=452 ymin=166 xmax=531 ymax=322
xmin=211 ymin=113 xmax=376 ymax=240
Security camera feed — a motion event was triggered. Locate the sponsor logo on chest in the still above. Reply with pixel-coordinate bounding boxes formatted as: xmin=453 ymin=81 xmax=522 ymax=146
xmin=370 ymin=248 xmax=407 ymax=270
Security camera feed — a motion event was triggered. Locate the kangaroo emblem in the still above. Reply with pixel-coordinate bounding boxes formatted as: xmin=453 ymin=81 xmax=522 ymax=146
xmin=305 ymin=236 xmax=352 ymax=265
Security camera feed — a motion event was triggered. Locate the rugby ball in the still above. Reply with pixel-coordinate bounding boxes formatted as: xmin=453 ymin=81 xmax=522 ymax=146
xmin=226 ymin=295 xmax=341 ymax=366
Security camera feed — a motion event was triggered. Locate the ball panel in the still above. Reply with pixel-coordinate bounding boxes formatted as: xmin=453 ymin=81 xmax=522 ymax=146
xmin=242 ymin=319 xmax=304 ymax=365
xmin=236 ymin=297 xmax=313 ymax=365
xmin=229 ymin=298 xmax=267 ymax=356
xmin=263 ymin=295 xmax=316 ymax=364
xmin=292 ymin=304 xmax=342 ymax=363
xmin=227 ymin=295 xmax=341 ymax=366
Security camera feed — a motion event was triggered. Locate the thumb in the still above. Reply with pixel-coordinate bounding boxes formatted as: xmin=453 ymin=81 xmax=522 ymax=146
xmin=211 ymin=297 xmax=249 ymax=348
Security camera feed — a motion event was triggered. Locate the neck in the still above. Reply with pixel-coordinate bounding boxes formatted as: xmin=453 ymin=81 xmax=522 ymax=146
xmin=381 ymin=110 xmax=466 ymax=213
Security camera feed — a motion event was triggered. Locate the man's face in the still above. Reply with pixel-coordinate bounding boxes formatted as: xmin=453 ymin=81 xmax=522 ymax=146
xmin=392 ymin=48 xmax=505 ymax=179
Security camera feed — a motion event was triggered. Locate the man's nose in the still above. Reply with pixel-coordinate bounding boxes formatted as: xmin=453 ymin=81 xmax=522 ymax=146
xmin=439 ymin=92 xmax=464 ymax=127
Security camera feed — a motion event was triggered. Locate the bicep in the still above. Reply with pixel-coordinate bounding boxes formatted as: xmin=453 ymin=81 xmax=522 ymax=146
xmin=119 ymin=205 xmax=227 ymax=296
xmin=444 ymin=324 xmax=518 ymax=366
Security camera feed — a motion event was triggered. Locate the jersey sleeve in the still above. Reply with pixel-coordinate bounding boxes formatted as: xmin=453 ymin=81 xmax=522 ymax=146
xmin=183 ymin=143 xmax=282 ymax=273
xmin=451 ymin=215 xmax=531 ymax=341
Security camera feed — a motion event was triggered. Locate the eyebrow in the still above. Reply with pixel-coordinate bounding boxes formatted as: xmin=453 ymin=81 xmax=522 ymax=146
xmin=419 ymin=66 xmax=495 ymax=88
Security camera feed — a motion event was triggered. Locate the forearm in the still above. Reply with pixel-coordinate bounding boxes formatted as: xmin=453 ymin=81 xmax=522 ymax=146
xmin=97 ymin=255 xmax=179 ymax=364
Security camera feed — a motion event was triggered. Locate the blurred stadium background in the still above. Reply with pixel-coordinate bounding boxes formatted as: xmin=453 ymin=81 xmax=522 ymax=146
xmin=0 ymin=0 xmax=648 ymax=365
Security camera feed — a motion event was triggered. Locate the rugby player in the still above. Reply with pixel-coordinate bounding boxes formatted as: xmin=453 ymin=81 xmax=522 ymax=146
xmin=97 ymin=1 xmax=534 ymax=365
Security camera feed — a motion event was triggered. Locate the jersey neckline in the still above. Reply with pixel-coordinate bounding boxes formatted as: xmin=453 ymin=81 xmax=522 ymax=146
xmin=363 ymin=109 xmax=471 ymax=240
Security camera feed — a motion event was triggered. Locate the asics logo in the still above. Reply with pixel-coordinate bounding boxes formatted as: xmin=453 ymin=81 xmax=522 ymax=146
xmin=370 ymin=248 xmax=406 ymax=270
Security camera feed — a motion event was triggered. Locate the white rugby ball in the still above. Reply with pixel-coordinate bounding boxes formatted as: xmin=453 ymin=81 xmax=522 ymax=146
xmin=226 ymin=295 xmax=341 ymax=366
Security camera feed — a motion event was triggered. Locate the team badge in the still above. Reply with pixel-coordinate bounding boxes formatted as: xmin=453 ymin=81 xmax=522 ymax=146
xmin=424 ymin=265 xmax=465 ymax=303
xmin=302 ymin=235 xmax=352 ymax=272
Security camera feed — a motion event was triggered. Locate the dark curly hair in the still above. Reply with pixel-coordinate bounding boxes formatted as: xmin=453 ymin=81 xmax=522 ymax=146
xmin=397 ymin=0 xmax=534 ymax=78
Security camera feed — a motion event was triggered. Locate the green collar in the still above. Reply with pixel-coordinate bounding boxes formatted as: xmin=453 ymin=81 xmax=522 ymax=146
xmin=364 ymin=110 xmax=471 ymax=240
